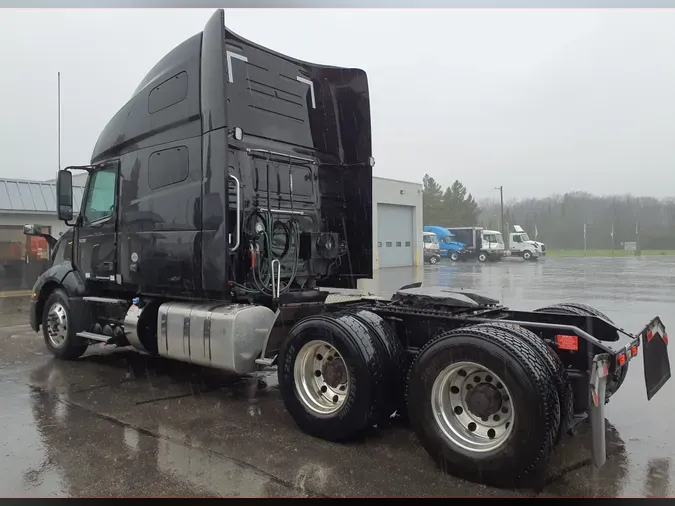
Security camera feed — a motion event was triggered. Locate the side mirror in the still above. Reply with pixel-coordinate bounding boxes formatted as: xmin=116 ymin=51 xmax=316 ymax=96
xmin=56 ymin=169 xmax=73 ymax=221
xmin=23 ymin=224 xmax=42 ymax=236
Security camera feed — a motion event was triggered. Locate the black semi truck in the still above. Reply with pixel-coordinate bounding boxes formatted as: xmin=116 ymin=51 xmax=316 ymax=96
xmin=24 ymin=10 xmax=670 ymax=489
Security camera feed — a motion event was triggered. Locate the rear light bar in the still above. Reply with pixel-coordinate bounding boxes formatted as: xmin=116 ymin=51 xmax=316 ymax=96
xmin=555 ymin=333 xmax=645 ymax=371
xmin=616 ymin=338 xmax=640 ymax=368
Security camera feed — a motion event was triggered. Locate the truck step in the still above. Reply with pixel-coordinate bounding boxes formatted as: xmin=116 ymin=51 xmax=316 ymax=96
xmin=83 ymin=296 xmax=128 ymax=305
xmin=76 ymin=331 xmax=114 ymax=344
xmin=255 ymin=357 xmax=276 ymax=367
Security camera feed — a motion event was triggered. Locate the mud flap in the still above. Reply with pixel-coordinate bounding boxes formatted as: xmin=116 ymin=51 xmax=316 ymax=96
xmin=589 ymin=354 xmax=610 ymax=468
xmin=640 ymin=317 xmax=671 ymax=400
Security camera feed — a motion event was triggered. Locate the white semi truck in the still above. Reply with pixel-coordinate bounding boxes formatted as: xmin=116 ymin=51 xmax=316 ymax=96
xmin=508 ymin=225 xmax=545 ymax=261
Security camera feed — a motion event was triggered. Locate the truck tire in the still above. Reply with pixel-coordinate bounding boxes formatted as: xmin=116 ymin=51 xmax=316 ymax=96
xmin=278 ymin=312 xmax=389 ymax=442
xmin=471 ymin=322 xmax=574 ymax=443
xmin=522 ymin=250 xmax=533 ymax=261
xmin=429 ymin=255 xmax=438 ymax=265
xmin=533 ymin=303 xmax=628 ymax=402
xmin=406 ymin=325 xmax=560 ymax=488
xmin=42 ymin=289 xmax=88 ymax=360
xmin=478 ymin=252 xmax=488 ymax=263
xmin=349 ymin=309 xmax=407 ymax=420
xmin=450 ymin=252 xmax=460 ymax=262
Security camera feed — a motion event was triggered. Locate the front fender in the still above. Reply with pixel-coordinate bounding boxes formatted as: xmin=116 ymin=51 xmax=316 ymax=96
xmin=30 ymin=262 xmax=87 ymax=332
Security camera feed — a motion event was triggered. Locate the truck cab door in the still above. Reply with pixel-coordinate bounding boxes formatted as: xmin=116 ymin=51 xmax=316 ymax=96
xmin=77 ymin=162 xmax=119 ymax=283
xmin=510 ymin=234 xmax=522 ymax=251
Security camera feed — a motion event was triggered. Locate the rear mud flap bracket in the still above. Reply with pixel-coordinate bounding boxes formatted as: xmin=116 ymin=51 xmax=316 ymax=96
xmin=589 ymin=353 xmax=610 ymax=469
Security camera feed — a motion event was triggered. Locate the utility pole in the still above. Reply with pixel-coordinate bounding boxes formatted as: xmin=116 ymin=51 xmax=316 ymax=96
xmin=57 ymin=71 xmax=61 ymax=172
xmin=494 ymin=186 xmax=504 ymax=238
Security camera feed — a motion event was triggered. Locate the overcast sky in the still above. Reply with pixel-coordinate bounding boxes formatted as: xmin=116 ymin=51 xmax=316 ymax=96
xmin=1 ymin=8 xmax=674 ymax=200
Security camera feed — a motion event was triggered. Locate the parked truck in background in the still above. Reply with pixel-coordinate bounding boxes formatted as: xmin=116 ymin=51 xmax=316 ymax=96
xmin=422 ymin=231 xmax=441 ymax=264
xmin=480 ymin=229 xmax=507 ymax=262
xmin=22 ymin=9 xmax=670 ymax=490
xmin=508 ymin=224 xmax=545 ymax=259
xmin=423 ymin=225 xmax=466 ymax=261
xmin=445 ymin=227 xmax=505 ymax=262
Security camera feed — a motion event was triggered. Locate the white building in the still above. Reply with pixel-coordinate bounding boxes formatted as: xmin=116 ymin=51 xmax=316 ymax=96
xmin=372 ymin=176 xmax=424 ymax=270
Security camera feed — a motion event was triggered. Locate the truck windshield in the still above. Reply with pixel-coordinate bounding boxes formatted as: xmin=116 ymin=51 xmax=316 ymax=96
xmin=521 ymin=233 xmax=530 ymax=241
xmin=423 ymin=235 xmax=438 ymax=244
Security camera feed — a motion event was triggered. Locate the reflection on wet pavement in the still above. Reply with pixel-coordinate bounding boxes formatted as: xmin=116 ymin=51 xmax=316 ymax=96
xmin=1 ymin=256 xmax=674 ymax=497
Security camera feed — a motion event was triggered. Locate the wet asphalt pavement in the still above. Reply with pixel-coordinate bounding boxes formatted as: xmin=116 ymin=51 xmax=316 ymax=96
xmin=1 ymin=256 xmax=674 ymax=497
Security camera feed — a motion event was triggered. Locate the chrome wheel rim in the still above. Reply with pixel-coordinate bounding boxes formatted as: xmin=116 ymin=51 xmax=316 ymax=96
xmin=46 ymin=302 xmax=68 ymax=348
xmin=431 ymin=361 xmax=514 ymax=454
xmin=294 ymin=340 xmax=350 ymax=415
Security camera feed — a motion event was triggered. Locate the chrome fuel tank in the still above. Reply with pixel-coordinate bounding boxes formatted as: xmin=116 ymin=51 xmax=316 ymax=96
xmin=157 ymin=301 xmax=276 ymax=374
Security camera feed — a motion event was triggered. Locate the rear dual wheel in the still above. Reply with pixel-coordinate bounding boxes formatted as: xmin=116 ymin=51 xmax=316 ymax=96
xmin=278 ymin=310 xmax=403 ymax=442
xmin=406 ymin=324 xmax=562 ymax=488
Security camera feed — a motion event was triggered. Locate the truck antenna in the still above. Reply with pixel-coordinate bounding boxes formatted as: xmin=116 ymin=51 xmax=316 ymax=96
xmin=57 ymin=71 xmax=61 ymax=171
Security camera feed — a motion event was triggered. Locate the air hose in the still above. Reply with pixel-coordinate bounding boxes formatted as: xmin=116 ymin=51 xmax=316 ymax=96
xmin=234 ymin=209 xmax=300 ymax=297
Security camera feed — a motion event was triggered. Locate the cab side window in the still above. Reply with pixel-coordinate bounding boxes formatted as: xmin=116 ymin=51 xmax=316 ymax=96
xmin=513 ymin=235 xmax=522 ymax=243
xmin=83 ymin=167 xmax=117 ymax=223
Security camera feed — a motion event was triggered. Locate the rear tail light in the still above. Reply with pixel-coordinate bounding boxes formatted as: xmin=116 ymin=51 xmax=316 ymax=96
xmin=556 ymin=334 xmax=579 ymax=351
xmin=631 ymin=344 xmax=638 ymax=357
xmin=618 ymin=353 xmax=626 ymax=366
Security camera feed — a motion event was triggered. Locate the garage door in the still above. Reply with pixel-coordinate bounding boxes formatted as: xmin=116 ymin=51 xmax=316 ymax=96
xmin=377 ymin=204 xmax=414 ymax=268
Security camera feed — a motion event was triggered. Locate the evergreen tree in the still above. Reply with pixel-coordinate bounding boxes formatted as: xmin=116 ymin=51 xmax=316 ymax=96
xmin=443 ymin=180 xmax=481 ymax=226
xmin=422 ymin=174 xmax=445 ymax=225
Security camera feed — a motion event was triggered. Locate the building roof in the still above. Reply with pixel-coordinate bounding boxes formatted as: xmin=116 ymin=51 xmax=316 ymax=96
xmin=374 ymin=176 xmax=422 ymax=188
xmin=0 ymin=178 xmax=85 ymax=215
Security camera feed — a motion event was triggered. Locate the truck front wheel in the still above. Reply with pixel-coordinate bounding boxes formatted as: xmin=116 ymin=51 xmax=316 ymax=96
xmin=522 ymin=250 xmax=533 ymax=261
xmin=42 ymin=289 xmax=88 ymax=360
xmin=450 ymin=252 xmax=460 ymax=262
xmin=478 ymin=252 xmax=488 ymax=263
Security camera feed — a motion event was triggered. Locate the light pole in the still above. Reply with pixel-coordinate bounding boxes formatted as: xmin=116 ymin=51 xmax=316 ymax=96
xmin=494 ymin=186 xmax=504 ymax=238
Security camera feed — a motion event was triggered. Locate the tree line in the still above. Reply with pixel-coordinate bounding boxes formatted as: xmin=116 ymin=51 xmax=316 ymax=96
xmin=479 ymin=192 xmax=675 ymax=250
xmin=423 ymin=173 xmax=675 ymax=250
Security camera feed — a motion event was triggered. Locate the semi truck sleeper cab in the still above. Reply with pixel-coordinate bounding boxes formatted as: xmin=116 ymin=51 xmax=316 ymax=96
xmin=24 ymin=9 xmax=671 ymax=490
